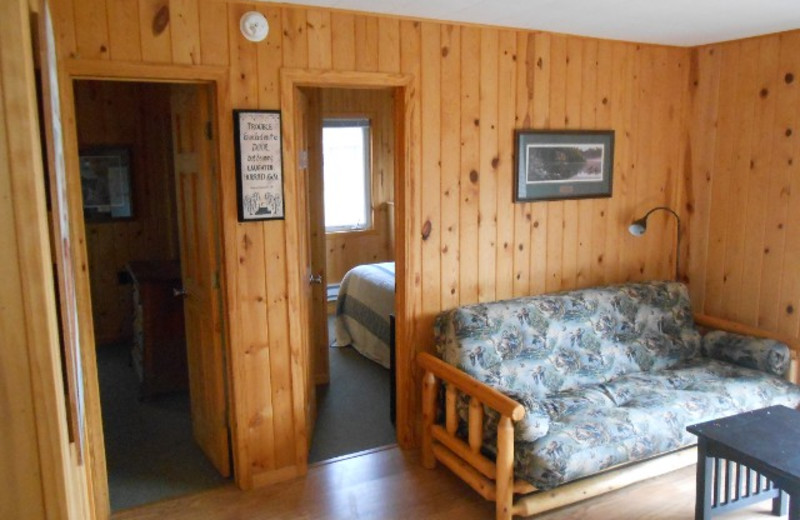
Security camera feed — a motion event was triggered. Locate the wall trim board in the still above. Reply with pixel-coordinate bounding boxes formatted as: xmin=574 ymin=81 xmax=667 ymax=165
xmin=65 ymin=58 xmax=227 ymax=83
xmin=279 ymin=67 xmax=415 ymax=454
xmin=280 ymin=67 xmax=412 ymax=90
xmin=1 ymin=0 xmax=76 ymax=518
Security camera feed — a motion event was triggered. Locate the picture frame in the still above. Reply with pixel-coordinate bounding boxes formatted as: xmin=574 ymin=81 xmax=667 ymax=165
xmin=514 ymin=130 xmax=614 ymax=202
xmin=79 ymin=146 xmax=134 ymax=221
xmin=233 ymin=109 xmax=285 ymax=222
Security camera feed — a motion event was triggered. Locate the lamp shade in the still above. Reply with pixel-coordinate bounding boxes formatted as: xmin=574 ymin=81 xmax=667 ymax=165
xmin=627 ymin=206 xmax=681 ymax=280
xmin=628 ymin=219 xmax=647 ymax=236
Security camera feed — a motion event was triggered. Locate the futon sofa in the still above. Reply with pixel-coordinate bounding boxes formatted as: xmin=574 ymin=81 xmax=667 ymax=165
xmin=418 ymin=281 xmax=800 ymax=519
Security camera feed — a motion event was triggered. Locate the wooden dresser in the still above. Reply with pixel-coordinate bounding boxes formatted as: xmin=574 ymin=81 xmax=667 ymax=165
xmin=128 ymin=260 xmax=188 ymax=399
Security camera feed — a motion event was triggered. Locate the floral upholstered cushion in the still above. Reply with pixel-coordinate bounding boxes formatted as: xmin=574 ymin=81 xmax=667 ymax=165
xmin=435 ymin=282 xmax=701 ymax=439
xmin=479 ymin=358 xmax=800 ymax=490
xmin=434 ymin=281 xmax=800 ymax=491
xmin=702 ymin=331 xmax=791 ymax=377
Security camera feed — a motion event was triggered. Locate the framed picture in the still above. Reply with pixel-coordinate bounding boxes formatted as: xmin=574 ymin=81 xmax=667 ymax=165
xmin=233 ymin=109 xmax=285 ymax=222
xmin=515 ymin=130 xmax=614 ymax=202
xmin=79 ymin=146 xmax=133 ymax=221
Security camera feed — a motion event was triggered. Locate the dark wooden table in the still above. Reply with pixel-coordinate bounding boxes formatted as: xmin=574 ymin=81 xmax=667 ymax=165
xmin=687 ymin=405 xmax=800 ymax=519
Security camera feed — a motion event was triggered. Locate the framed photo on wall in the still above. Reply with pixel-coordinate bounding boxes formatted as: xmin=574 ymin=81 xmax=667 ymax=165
xmin=233 ymin=109 xmax=285 ymax=222
xmin=514 ymin=130 xmax=614 ymax=202
xmin=79 ymin=146 xmax=134 ymax=221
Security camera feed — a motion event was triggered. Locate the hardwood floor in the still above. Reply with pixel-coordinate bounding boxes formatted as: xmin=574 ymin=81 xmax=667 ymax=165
xmin=114 ymin=446 xmax=778 ymax=519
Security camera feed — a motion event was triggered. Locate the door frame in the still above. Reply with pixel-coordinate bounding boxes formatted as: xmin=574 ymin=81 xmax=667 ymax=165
xmin=279 ymin=69 xmax=416 ymax=450
xmin=56 ymin=60 xmax=239 ymax=514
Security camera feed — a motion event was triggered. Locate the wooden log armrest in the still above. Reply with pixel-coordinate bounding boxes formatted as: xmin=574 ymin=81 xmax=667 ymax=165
xmin=417 ymin=352 xmax=525 ymax=421
xmin=417 ymin=351 xmax=524 ymax=519
xmin=417 ymin=352 xmax=703 ymax=519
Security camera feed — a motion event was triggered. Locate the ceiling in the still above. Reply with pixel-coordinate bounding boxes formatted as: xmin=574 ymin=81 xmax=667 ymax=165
xmin=267 ymin=0 xmax=800 ymax=46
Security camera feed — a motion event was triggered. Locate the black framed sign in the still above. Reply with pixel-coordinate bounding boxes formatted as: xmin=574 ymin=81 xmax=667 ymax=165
xmin=514 ymin=130 xmax=614 ymax=202
xmin=79 ymin=146 xmax=134 ymax=221
xmin=234 ymin=109 xmax=285 ymax=221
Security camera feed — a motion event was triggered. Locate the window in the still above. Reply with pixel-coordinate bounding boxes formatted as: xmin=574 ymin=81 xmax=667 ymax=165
xmin=323 ymin=118 xmax=371 ymax=232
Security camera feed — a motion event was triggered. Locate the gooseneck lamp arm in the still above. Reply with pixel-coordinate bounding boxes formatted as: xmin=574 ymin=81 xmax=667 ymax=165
xmin=628 ymin=206 xmax=681 ymax=281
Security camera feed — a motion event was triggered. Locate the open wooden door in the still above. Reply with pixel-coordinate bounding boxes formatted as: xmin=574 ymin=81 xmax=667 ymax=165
xmin=170 ymin=84 xmax=230 ymax=476
xmin=294 ymin=87 xmax=327 ymax=448
xmin=304 ymin=88 xmax=330 ymax=386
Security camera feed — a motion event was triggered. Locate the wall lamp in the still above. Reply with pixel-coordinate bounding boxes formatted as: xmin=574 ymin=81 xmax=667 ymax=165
xmin=628 ymin=206 xmax=681 ymax=281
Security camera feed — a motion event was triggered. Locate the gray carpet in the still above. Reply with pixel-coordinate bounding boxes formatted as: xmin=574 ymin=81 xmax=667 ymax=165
xmin=97 ymin=342 xmax=228 ymax=512
xmin=99 ymin=317 xmax=393 ymax=509
xmin=308 ymin=319 xmax=396 ymax=463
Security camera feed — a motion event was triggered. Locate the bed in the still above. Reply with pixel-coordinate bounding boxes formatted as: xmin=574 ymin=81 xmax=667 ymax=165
xmin=333 ymin=262 xmax=395 ymax=369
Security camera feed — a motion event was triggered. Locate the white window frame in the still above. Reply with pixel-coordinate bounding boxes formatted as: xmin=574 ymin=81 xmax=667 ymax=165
xmin=322 ymin=117 xmax=372 ymax=233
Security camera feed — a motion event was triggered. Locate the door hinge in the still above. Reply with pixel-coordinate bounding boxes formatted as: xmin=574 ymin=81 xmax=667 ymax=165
xmin=205 ymin=121 xmax=213 ymax=140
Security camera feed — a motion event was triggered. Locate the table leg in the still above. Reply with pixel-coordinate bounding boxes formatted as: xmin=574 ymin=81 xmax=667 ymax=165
xmin=790 ymin=494 xmax=800 ymax=520
xmin=696 ymin=439 xmax=713 ymax=520
xmin=773 ymin=490 xmax=788 ymax=517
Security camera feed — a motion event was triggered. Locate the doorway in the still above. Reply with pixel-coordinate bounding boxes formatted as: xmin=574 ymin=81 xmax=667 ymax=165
xmin=302 ymin=87 xmax=398 ymax=463
xmin=281 ymin=69 xmax=413 ymax=469
xmin=72 ymin=79 xmax=230 ymax=511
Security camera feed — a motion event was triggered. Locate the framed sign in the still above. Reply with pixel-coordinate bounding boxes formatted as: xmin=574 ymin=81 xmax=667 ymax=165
xmin=514 ymin=130 xmax=614 ymax=202
xmin=234 ymin=109 xmax=285 ymax=221
xmin=79 ymin=146 xmax=134 ymax=221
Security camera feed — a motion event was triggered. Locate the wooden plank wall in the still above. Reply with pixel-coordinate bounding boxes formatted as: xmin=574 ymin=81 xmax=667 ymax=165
xmin=74 ymin=81 xmax=179 ymax=346
xmin=49 ymin=0 xmax=688 ymax=490
xmin=1 ymin=0 xmax=84 ymax=517
xmin=1 ymin=11 xmax=52 ymax=517
xmin=320 ymin=87 xmax=395 ymax=284
xmin=687 ymin=30 xmax=800 ymax=341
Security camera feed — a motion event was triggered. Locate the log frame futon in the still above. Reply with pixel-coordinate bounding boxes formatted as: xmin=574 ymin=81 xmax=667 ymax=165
xmin=418 ymin=313 xmax=800 ymax=520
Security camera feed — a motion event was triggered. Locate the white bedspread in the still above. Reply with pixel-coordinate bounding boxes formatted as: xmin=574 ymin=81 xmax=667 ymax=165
xmin=333 ymin=262 xmax=395 ymax=368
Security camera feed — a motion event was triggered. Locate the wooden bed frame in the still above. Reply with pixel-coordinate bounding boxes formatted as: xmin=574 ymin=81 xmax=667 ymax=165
xmin=418 ymin=314 xmax=800 ymax=520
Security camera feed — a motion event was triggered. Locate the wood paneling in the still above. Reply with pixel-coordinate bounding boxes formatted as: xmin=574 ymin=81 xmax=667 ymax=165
xmin=320 ymin=88 xmax=395 ymax=284
xmin=50 ymin=0 xmax=689 ymax=494
xmin=74 ymin=81 xmax=179 ymax=346
xmin=688 ymin=30 xmax=800 ymax=344
xmin=1 ymin=0 xmax=82 ymax=518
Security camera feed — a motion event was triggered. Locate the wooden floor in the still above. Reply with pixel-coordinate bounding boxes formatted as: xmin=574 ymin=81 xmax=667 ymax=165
xmin=114 ymin=446 xmax=780 ymax=520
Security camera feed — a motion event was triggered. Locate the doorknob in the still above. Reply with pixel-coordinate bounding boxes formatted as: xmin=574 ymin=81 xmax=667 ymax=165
xmin=308 ymin=273 xmax=323 ymax=285
xmin=173 ymin=287 xmax=188 ymax=297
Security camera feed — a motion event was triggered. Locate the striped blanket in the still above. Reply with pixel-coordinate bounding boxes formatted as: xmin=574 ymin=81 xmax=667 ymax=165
xmin=333 ymin=262 xmax=395 ymax=368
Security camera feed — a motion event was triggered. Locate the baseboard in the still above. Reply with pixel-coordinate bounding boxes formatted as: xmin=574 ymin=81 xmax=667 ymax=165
xmin=251 ymin=464 xmax=304 ymax=488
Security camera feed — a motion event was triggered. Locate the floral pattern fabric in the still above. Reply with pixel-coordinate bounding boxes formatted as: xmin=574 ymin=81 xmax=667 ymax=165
xmin=497 ymin=358 xmax=800 ymax=489
xmin=435 ymin=281 xmax=701 ymax=441
xmin=433 ymin=281 xmax=800 ymax=491
xmin=702 ymin=330 xmax=791 ymax=377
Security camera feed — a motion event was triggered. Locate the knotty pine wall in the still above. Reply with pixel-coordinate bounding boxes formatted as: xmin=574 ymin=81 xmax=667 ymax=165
xmin=2 ymin=0 xmax=92 ymax=517
xmin=74 ymin=81 xmax=179 ymax=345
xmin=50 ymin=0 xmax=688 ymax=488
xmin=686 ymin=30 xmax=800 ymax=341
xmin=321 ymin=88 xmax=395 ymax=284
